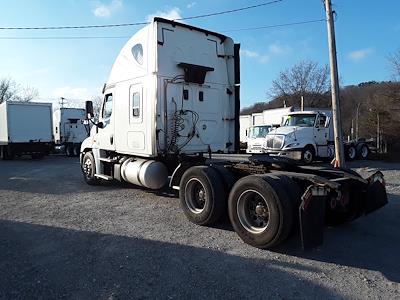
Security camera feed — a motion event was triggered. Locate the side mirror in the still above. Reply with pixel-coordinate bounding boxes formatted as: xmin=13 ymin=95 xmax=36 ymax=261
xmin=97 ymin=122 xmax=104 ymax=129
xmin=325 ymin=117 xmax=331 ymax=128
xmin=85 ymin=100 xmax=94 ymax=119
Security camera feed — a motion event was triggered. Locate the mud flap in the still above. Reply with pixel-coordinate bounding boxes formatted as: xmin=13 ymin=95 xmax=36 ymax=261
xmin=365 ymin=173 xmax=388 ymax=214
xmin=299 ymin=186 xmax=327 ymax=250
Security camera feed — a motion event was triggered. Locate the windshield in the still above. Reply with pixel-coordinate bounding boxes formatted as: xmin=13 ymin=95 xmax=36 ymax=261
xmin=284 ymin=114 xmax=316 ymax=127
xmin=248 ymin=125 xmax=272 ymax=139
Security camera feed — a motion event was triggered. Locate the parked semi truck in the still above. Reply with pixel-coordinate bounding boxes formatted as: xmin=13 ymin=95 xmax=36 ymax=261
xmin=264 ymin=110 xmax=371 ymax=164
xmin=80 ymin=18 xmax=387 ymax=249
xmin=0 ymin=101 xmax=53 ymax=159
xmin=53 ymin=108 xmax=88 ymax=156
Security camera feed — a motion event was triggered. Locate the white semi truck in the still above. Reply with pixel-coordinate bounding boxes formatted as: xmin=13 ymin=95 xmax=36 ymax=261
xmin=264 ymin=110 xmax=371 ymax=164
xmin=53 ymin=108 xmax=88 ymax=156
xmin=80 ymin=18 xmax=387 ymax=250
xmin=0 ymin=101 xmax=53 ymax=159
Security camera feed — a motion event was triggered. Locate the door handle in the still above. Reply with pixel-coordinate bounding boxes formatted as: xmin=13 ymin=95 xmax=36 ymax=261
xmin=110 ymin=135 xmax=114 ymax=145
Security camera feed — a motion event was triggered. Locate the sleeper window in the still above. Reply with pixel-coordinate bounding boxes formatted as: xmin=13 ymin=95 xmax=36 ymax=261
xmin=132 ymin=44 xmax=143 ymax=65
xmin=132 ymin=92 xmax=140 ymax=117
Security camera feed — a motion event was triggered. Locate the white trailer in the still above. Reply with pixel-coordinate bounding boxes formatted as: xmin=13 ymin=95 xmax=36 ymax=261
xmin=0 ymin=101 xmax=53 ymax=159
xmin=251 ymin=112 xmax=264 ymax=126
xmin=79 ymin=18 xmax=387 ymax=250
xmin=239 ymin=115 xmax=251 ymax=143
xmin=262 ymin=106 xmax=293 ymax=126
xmin=53 ymin=108 xmax=88 ymax=156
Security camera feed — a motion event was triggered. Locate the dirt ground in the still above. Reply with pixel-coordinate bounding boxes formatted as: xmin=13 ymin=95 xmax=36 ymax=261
xmin=0 ymin=156 xmax=399 ymax=299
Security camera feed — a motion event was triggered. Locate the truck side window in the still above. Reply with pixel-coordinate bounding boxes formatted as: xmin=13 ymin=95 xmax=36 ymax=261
xmin=132 ymin=92 xmax=140 ymax=117
xmin=317 ymin=115 xmax=326 ymax=127
xmin=103 ymin=94 xmax=113 ymax=119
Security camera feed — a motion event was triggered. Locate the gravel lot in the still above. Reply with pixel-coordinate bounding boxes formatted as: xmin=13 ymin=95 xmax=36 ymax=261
xmin=0 ymin=156 xmax=399 ymax=299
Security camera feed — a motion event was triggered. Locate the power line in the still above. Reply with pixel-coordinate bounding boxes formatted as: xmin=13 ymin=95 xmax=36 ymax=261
xmin=177 ymin=0 xmax=282 ymax=21
xmin=0 ymin=18 xmax=325 ymax=40
xmin=0 ymin=36 xmax=129 ymax=40
xmin=222 ymin=19 xmax=326 ymax=32
xmin=0 ymin=0 xmax=282 ymax=30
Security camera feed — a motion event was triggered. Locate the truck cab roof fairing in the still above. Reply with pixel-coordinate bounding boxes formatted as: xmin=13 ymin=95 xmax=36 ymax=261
xmin=106 ymin=18 xmax=229 ymax=86
xmin=107 ymin=25 xmax=150 ymax=85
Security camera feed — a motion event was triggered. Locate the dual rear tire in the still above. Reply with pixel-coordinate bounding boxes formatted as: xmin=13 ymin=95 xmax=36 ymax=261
xmin=179 ymin=166 xmax=300 ymax=249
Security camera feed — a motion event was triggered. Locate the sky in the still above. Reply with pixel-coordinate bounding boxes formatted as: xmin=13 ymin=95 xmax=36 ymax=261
xmin=0 ymin=0 xmax=399 ymax=109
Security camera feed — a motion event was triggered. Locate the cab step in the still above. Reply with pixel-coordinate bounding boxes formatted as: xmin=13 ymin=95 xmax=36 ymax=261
xmin=98 ymin=157 xmax=118 ymax=163
xmin=95 ymin=174 xmax=113 ymax=181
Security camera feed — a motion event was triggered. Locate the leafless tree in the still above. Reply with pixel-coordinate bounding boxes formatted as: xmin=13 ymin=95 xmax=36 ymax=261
xmin=0 ymin=77 xmax=39 ymax=103
xmin=91 ymin=95 xmax=103 ymax=119
xmin=0 ymin=78 xmax=18 ymax=103
xmin=15 ymin=86 xmax=39 ymax=102
xmin=388 ymin=48 xmax=400 ymax=80
xmin=269 ymin=60 xmax=330 ymax=104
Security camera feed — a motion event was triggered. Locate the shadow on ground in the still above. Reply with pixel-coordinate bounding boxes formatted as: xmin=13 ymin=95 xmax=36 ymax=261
xmin=272 ymin=193 xmax=400 ymax=283
xmin=0 ymin=220 xmax=338 ymax=299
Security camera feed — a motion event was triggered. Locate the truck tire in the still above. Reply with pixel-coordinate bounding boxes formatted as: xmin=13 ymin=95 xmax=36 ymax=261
xmin=301 ymin=145 xmax=315 ymax=164
xmin=179 ymin=166 xmax=226 ymax=226
xmin=228 ymin=175 xmax=293 ymax=249
xmin=267 ymin=174 xmax=302 ymax=227
xmin=81 ymin=151 xmax=99 ymax=185
xmin=211 ymin=165 xmax=236 ymax=195
xmin=346 ymin=145 xmax=356 ymax=161
xmin=31 ymin=153 xmax=45 ymax=159
xmin=65 ymin=144 xmax=74 ymax=157
xmin=1 ymin=146 xmax=14 ymax=160
xmin=73 ymin=144 xmax=80 ymax=157
xmin=356 ymin=143 xmax=370 ymax=159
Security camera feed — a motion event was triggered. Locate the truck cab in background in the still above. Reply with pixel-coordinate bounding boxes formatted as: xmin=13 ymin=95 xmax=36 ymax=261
xmin=264 ymin=110 xmax=333 ymax=163
xmin=53 ymin=108 xmax=89 ymax=156
xmin=246 ymin=124 xmax=273 ymax=153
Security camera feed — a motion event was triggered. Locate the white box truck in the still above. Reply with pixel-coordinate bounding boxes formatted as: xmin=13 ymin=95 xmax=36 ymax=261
xmin=53 ymin=108 xmax=88 ymax=156
xmin=79 ymin=18 xmax=387 ymax=250
xmin=264 ymin=110 xmax=371 ymax=163
xmin=0 ymin=101 xmax=53 ymax=159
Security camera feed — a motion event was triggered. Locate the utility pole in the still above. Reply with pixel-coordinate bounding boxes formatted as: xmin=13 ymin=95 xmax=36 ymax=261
xmin=324 ymin=0 xmax=345 ymax=168
xmin=377 ymin=113 xmax=380 ymax=152
xmin=355 ymin=102 xmax=361 ymax=141
xmin=60 ymin=97 xmax=65 ymax=108
xmin=300 ymin=95 xmax=304 ymax=111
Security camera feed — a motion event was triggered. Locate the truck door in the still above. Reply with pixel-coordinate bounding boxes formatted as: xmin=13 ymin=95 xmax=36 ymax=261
xmin=314 ymin=114 xmax=328 ymax=156
xmin=96 ymin=93 xmax=116 ymax=151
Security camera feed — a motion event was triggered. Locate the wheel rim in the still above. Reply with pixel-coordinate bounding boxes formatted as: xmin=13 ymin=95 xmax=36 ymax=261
xmin=185 ymin=178 xmax=207 ymax=214
xmin=83 ymin=157 xmax=93 ymax=178
xmin=348 ymin=147 xmax=356 ymax=159
xmin=304 ymin=150 xmax=313 ymax=163
xmin=361 ymin=146 xmax=368 ymax=158
xmin=237 ymin=189 xmax=270 ymax=234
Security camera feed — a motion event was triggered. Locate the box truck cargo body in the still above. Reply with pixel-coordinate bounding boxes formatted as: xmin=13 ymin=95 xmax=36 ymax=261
xmin=53 ymin=108 xmax=88 ymax=156
xmin=79 ymin=18 xmax=387 ymax=250
xmin=0 ymin=101 xmax=53 ymax=159
xmin=239 ymin=115 xmax=251 ymax=143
